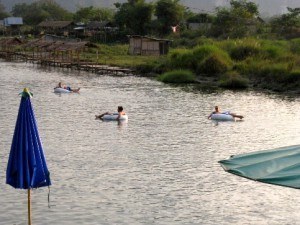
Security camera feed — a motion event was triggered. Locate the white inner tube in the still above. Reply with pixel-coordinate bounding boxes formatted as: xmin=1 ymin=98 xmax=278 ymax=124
xmin=211 ymin=113 xmax=234 ymax=121
xmin=102 ymin=114 xmax=128 ymax=121
xmin=54 ymin=88 xmax=71 ymax=93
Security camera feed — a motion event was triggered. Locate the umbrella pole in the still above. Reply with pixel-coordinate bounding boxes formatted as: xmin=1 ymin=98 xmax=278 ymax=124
xmin=28 ymin=189 xmax=32 ymax=225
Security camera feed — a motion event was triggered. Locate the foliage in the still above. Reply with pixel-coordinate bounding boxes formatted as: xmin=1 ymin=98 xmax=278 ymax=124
xmin=193 ymin=45 xmax=232 ymax=74
xmin=114 ymin=0 xmax=153 ymax=35
xmin=168 ymin=48 xmax=194 ymax=69
xmin=219 ymin=71 xmax=249 ymax=89
xmin=157 ymin=69 xmax=196 ymax=83
xmin=230 ymin=43 xmax=260 ymax=60
xmin=211 ymin=0 xmax=259 ymax=38
xmin=197 ymin=54 xmax=232 ymax=75
xmin=168 ymin=44 xmax=232 ymax=75
xmin=12 ymin=0 xmax=72 ymax=25
xmin=270 ymin=7 xmax=300 ymax=38
xmin=0 ymin=1 xmax=9 ymax=19
xmin=153 ymin=0 xmax=185 ymax=35
xmin=73 ymin=6 xmax=114 ymax=23
xmin=290 ymin=38 xmax=300 ymax=54
xmin=186 ymin=13 xmax=214 ymax=23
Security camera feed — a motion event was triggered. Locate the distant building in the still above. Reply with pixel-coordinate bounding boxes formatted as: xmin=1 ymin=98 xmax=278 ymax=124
xmin=128 ymin=35 xmax=171 ymax=56
xmin=3 ymin=17 xmax=23 ymax=27
xmin=86 ymin=21 xmax=117 ymax=32
xmin=38 ymin=21 xmax=74 ymax=36
xmin=187 ymin=22 xmax=212 ymax=31
xmin=3 ymin=17 xmax=23 ymax=35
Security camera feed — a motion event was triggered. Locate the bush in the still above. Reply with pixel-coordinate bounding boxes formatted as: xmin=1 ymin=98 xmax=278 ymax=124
xmin=261 ymin=46 xmax=283 ymax=59
xmin=192 ymin=44 xmax=223 ymax=62
xmin=193 ymin=44 xmax=232 ymax=74
xmin=157 ymin=70 xmax=196 ymax=83
xmin=168 ymin=49 xmax=195 ymax=69
xmin=197 ymin=54 xmax=231 ymax=75
xmin=219 ymin=71 xmax=249 ymax=89
xmin=290 ymin=38 xmax=300 ymax=54
xmin=230 ymin=44 xmax=260 ymax=61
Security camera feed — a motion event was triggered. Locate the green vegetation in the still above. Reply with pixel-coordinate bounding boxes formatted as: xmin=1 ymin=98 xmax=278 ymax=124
xmin=157 ymin=70 xmax=196 ymax=83
xmin=81 ymin=44 xmax=159 ymax=68
xmin=11 ymin=1 xmax=72 ymax=25
xmin=219 ymin=71 xmax=249 ymax=89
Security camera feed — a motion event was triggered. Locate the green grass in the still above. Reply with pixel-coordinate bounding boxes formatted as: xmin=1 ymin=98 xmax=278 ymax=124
xmin=81 ymin=44 xmax=160 ymax=68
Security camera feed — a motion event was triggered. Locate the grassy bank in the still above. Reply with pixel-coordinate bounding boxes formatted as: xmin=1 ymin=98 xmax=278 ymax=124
xmin=80 ymin=39 xmax=300 ymax=94
xmin=82 ymin=44 xmax=160 ymax=69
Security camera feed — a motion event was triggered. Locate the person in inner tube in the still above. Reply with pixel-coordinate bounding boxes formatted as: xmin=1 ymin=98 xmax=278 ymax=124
xmin=208 ymin=106 xmax=244 ymax=119
xmin=56 ymin=82 xmax=80 ymax=92
xmin=96 ymin=106 xmax=126 ymax=120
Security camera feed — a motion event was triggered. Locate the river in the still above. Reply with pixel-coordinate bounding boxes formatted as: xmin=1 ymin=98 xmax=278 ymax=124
xmin=0 ymin=61 xmax=299 ymax=225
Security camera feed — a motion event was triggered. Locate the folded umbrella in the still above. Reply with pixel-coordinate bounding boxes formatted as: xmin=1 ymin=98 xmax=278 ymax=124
xmin=6 ymin=88 xmax=51 ymax=225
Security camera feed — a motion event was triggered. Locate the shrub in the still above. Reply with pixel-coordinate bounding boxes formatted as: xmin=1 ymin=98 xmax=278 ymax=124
xmin=192 ymin=44 xmax=232 ymax=75
xmin=168 ymin=49 xmax=195 ymax=69
xmin=219 ymin=71 xmax=249 ymax=89
xmin=261 ymin=45 xmax=282 ymax=59
xmin=230 ymin=44 xmax=260 ymax=61
xmin=157 ymin=70 xmax=196 ymax=83
xmin=197 ymin=54 xmax=231 ymax=75
xmin=192 ymin=44 xmax=223 ymax=62
xmin=290 ymin=38 xmax=300 ymax=54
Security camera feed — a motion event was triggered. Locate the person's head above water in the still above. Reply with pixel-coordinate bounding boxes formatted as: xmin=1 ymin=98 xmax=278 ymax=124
xmin=118 ymin=106 xmax=123 ymax=112
xmin=215 ymin=106 xmax=219 ymax=112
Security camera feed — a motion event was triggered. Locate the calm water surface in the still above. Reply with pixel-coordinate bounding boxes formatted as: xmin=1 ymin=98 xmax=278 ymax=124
xmin=0 ymin=61 xmax=300 ymax=225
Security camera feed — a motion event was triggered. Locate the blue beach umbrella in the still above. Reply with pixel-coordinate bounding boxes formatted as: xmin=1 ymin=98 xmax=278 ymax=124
xmin=219 ymin=145 xmax=300 ymax=189
xmin=6 ymin=88 xmax=51 ymax=225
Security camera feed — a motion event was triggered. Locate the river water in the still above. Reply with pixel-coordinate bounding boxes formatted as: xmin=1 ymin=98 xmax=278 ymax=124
xmin=0 ymin=61 xmax=299 ymax=225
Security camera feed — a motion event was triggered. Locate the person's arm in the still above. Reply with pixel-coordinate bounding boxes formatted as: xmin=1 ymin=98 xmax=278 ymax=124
xmin=116 ymin=112 xmax=121 ymax=120
xmin=208 ymin=112 xmax=212 ymax=119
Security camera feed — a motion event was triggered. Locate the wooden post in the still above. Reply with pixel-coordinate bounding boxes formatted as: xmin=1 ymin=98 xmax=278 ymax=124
xmin=28 ymin=189 xmax=32 ymax=225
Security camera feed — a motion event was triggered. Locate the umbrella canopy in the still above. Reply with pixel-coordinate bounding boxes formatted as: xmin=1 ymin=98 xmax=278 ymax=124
xmin=6 ymin=88 xmax=51 ymax=189
xmin=219 ymin=145 xmax=300 ymax=189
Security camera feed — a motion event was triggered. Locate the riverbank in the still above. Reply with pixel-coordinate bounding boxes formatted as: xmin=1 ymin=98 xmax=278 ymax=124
xmin=1 ymin=38 xmax=299 ymax=95
xmin=83 ymin=40 xmax=300 ymax=95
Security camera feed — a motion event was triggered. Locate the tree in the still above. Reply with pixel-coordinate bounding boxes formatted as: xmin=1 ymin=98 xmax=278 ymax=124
xmin=211 ymin=0 xmax=259 ymax=38
xmin=11 ymin=0 xmax=72 ymax=26
xmin=154 ymin=0 xmax=185 ymax=35
xmin=270 ymin=7 xmax=300 ymax=38
xmin=0 ymin=0 xmax=9 ymax=19
xmin=114 ymin=0 xmax=153 ymax=35
xmin=73 ymin=6 xmax=114 ymax=23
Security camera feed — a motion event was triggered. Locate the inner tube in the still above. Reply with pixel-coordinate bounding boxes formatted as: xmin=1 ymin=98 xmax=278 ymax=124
xmin=211 ymin=113 xmax=234 ymax=121
xmin=102 ymin=114 xmax=128 ymax=121
xmin=54 ymin=87 xmax=71 ymax=93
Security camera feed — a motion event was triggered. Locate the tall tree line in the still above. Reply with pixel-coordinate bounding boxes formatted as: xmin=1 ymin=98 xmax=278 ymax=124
xmin=0 ymin=0 xmax=299 ymax=39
